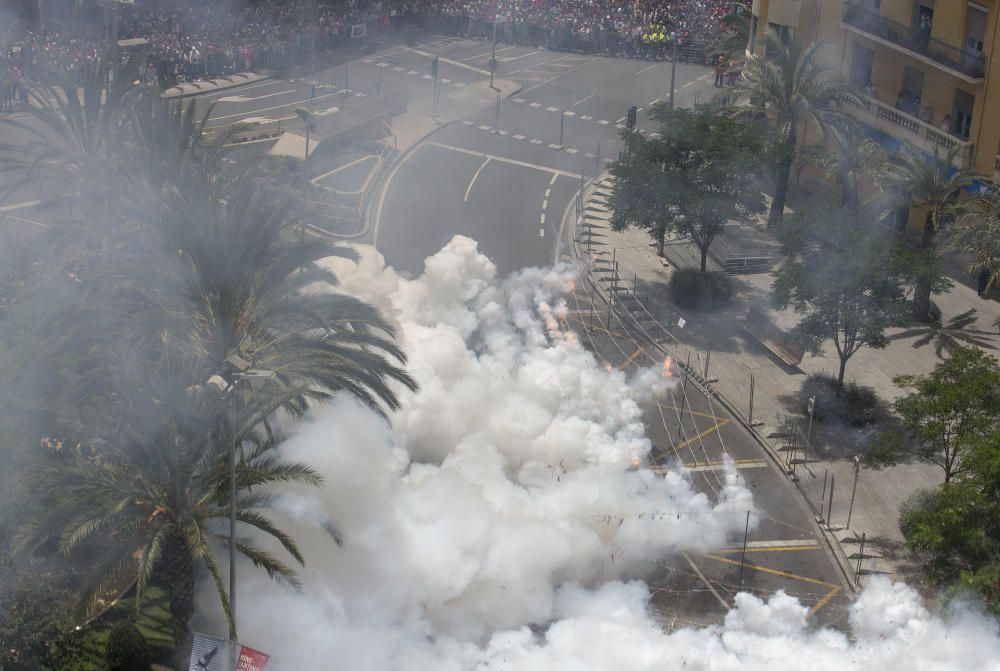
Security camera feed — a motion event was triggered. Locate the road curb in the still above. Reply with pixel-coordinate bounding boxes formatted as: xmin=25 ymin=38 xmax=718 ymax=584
xmin=162 ymin=72 xmax=273 ymax=99
xmin=564 ymin=175 xmax=859 ymax=595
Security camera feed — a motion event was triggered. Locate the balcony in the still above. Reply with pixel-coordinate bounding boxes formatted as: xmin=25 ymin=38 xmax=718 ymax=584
xmin=842 ymin=2 xmax=985 ymax=83
xmin=845 ymin=94 xmax=975 ymax=169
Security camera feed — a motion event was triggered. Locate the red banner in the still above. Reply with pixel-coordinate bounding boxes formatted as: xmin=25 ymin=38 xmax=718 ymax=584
xmin=237 ymin=647 xmax=270 ymax=671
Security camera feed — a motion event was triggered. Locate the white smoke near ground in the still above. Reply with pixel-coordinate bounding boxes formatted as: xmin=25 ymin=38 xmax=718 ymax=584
xmin=223 ymin=236 xmax=1000 ymax=671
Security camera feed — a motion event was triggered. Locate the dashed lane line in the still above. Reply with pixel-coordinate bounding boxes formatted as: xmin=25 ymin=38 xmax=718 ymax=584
xmin=424 ymin=141 xmax=582 ymax=178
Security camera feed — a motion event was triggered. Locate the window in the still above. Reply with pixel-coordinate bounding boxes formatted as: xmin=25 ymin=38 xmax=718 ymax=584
xmin=769 ymin=23 xmax=793 ymax=47
xmin=850 ymin=45 xmax=874 ymax=89
xmin=900 ymin=65 xmax=924 ymax=112
xmin=965 ymin=4 xmax=986 ymax=53
xmin=953 ymin=89 xmax=975 ymax=140
xmin=915 ymin=1 xmax=934 ymax=35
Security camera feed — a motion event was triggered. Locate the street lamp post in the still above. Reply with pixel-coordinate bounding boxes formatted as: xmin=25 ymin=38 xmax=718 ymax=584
xmin=207 ymin=357 xmax=275 ymax=671
xmin=668 ymin=32 xmax=678 ymax=109
xmin=490 ymin=3 xmax=499 ymax=88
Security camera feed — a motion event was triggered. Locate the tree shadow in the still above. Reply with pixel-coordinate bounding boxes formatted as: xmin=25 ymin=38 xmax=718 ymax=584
xmin=888 ymin=307 xmax=999 ymax=358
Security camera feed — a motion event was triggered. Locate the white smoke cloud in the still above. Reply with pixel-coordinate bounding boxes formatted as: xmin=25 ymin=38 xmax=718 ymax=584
xmin=223 ymin=236 xmax=1000 ymax=671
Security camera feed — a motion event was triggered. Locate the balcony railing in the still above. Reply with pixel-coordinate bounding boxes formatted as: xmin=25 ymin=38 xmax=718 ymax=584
xmin=844 ymin=94 xmax=975 ymax=168
xmin=842 ymin=2 xmax=985 ymax=80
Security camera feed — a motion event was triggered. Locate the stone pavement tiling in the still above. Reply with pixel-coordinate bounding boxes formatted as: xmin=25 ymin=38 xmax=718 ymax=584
xmin=575 ymin=176 xmax=1000 ymax=600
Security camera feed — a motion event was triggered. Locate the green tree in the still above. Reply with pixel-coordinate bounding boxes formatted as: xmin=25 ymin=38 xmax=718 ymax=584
xmin=105 ymin=621 xmax=152 ymax=671
xmin=879 ymin=145 xmax=977 ymax=322
xmin=772 ymin=206 xmax=909 ymax=387
xmin=946 ymin=210 xmax=1000 ymax=295
xmin=900 ymin=428 xmax=1000 ymax=613
xmin=866 ymin=346 xmax=1000 ymax=482
xmin=739 ymin=32 xmax=858 ymax=229
xmin=609 ymin=106 xmax=767 ymax=270
xmin=797 ymin=121 xmax=889 ymax=226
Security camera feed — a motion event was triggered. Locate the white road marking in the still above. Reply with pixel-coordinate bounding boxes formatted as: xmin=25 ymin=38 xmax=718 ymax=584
xmin=616 ymin=123 xmax=626 ymax=129
xmin=540 ymin=213 xmax=546 ymax=224
xmin=466 ymin=45 xmax=518 ymax=60
xmin=377 ymin=62 xmax=389 ymax=67
xmin=422 ymin=74 xmax=434 ymax=79
xmin=549 ymin=173 xmax=558 ymax=185
xmin=523 ymin=56 xmax=600 ymax=93
xmin=453 ymin=82 xmax=466 ymax=87
xmin=513 ymin=97 xmax=526 ymax=103
xmin=584 ymin=152 xmax=595 ymax=158
xmin=464 ymin=157 xmax=492 ymax=202
xmin=683 ymin=81 xmax=695 ymax=88
xmin=540 ymin=228 xmax=545 ymax=237
xmin=401 ymin=47 xmax=491 ymax=75
xmin=546 ymin=106 xmax=560 ymax=112
xmin=529 ymin=102 xmax=542 ymax=108
xmin=425 ymin=141 xmax=582 ymax=178
xmin=598 ymin=119 xmax=610 ymax=125
xmin=648 ymin=98 xmax=662 ymax=105
xmin=529 ymin=138 xmax=543 ymax=144
xmin=544 ymin=188 xmax=551 ymax=198
xmin=462 ymin=120 xmax=474 ymax=125
xmin=0 ymin=199 xmax=41 ymax=212
xmin=565 ymin=148 xmax=578 ymax=154
xmin=548 ymin=143 xmax=562 ymax=150
xmin=361 ymin=58 xmax=374 ymax=63
xmin=573 ymin=94 xmax=594 ymax=106
xmin=615 ymin=115 xmax=626 ymax=123
xmin=208 ymin=92 xmax=341 ymax=121
xmin=407 ymin=70 xmax=419 ymax=75
xmin=634 ymin=63 xmax=656 ymax=76
xmin=478 ymin=124 xmax=492 ymax=131
xmin=392 ymin=66 xmax=404 ymax=71
xmin=218 ymin=88 xmax=296 ymax=103
xmin=513 ymin=134 xmax=526 ymax=140
xmin=499 ymin=50 xmax=542 ymax=63
xmin=542 ymin=199 xmax=548 ymax=208
xmin=563 ymin=110 xmax=576 ymax=117
xmin=441 ymin=78 xmax=451 ymax=83
xmin=580 ymin=115 xmax=592 ymax=120
xmin=497 ymin=129 xmax=509 ymax=135
xmin=196 ymin=80 xmax=283 ymax=99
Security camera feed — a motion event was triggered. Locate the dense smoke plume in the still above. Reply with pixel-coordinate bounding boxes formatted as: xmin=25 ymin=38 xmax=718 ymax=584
xmin=221 ymin=236 xmax=1000 ymax=671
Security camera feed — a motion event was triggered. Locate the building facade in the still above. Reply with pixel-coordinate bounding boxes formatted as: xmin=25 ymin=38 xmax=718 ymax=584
xmin=750 ymin=0 xmax=1000 ymax=182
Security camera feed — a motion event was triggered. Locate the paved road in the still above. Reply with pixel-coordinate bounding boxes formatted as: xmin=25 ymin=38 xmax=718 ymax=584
xmin=368 ymin=35 xmax=854 ymax=628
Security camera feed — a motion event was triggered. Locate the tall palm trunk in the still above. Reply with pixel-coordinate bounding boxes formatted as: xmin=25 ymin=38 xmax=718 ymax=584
xmin=768 ymin=124 xmax=797 ymax=229
xmin=912 ymin=210 xmax=937 ymax=322
xmin=165 ymin=531 xmax=197 ymax=671
xmin=699 ymin=244 xmax=708 ymax=272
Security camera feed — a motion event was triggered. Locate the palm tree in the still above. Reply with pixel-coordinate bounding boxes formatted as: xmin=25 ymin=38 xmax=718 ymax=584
xmin=738 ymin=31 xmax=859 ymax=229
xmin=21 ymin=348 xmax=325 ymax=671
xmin=0 ymin=56 xmax=137 ymax=243
xmin=880 ymin=145 xmax=977 ymax=321
xmin=946 ymin=210 xmax=1000 ymax=295
xmin=797 ymin=121 xmax=888 ymax=226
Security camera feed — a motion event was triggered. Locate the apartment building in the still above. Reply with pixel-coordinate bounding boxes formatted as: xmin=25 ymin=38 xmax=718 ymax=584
xmin=749 ymin=0 xmax=1000 ymax=183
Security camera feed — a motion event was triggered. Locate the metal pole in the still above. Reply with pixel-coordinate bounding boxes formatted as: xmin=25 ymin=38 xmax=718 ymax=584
xmin=377 ymin=67 xmax=383 ymax=94
xmin=229 ymin=393 xmax=238 ymax=653
xmin=855 ymin=532 xmax=866 ymax=585
xmin=607 ymin=265 xmax=615 ymax=329
xmin=595 ymin=141 xmax=601 ymax=178
xmin=495 ymin=94 xmax=501 ymax=130
xmin=826 ymin=475 xmax=835 ymax=528
xmin=668 ymin=35 xmax=678 ymax=109
xmin=748 ymin=374 xmax=755 ymax=425
xmin=819 ymin=469 xmax=828 ymax=520
xmin=559 ymin=110 xmax=565 ymax=146
xmin=737 ymin=509 xmax=750 ymax=592
xmin=345 ymin=61 xmax=350 ymax=92
xmin=490 ymin=9 xmax=498 ymax=88
xmin=846 ymin=456 xmax=861 ymax=529
xmin=704 ymin=350 xmax=711 ymax=379
xmin=806 ymin=396 xmax=816 ymax=444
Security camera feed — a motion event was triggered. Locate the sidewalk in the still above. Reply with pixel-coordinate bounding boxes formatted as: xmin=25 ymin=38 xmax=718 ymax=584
xmin=572 ymin=176 xmax=1000 ymax=601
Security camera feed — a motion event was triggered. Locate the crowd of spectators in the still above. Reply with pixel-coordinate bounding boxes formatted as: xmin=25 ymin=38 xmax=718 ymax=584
xmin=3 ymin=0 xmax=744 ymax=107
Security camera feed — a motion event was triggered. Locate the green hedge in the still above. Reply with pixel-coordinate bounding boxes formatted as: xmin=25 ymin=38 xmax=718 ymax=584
xmin=105 ymin=621 xmax=152 ymax=671
xmin=668 ymin=269 xmax=733 ymax=310
xmin=800 ymin=373 xmax=878 ymax=427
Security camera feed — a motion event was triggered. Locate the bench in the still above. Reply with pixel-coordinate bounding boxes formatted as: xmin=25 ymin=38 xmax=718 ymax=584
xmin=724 ymin=255 xmax=773 ymax=274
xmin=741 ymin=306 xmax=804 ymax=367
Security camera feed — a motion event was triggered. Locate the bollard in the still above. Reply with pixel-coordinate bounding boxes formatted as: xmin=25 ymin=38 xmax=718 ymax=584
xmin=855 ymin=532 xmax=867 ymax=585
xmin=345 ymin=61 xmax=350 ymax=92
xmin=846 ymin=456 xmax=861 ymax=529
xmin=704 ymin=350 xmax=711 ymax=380
xmin=377 ymin=67 xmax=383 ymax=94
xmin=737 ymin=510 xmax=751 ymax=592
xmin=748 ymin=374 xmax=755 ymax=426
xmin=559 ymin=110 xmax=565 ymax=146
xmin=819 ymin=469 xmax=828 ymax=520
xmin=495 ymin=94 xmax=501 ymax=130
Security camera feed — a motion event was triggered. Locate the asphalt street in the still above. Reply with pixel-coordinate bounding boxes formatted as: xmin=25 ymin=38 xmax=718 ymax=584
xmin=0 ymin=31 xmax=854 ymax=628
